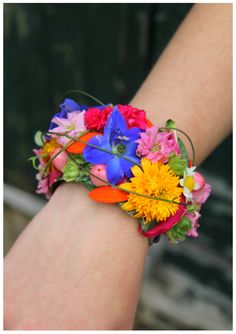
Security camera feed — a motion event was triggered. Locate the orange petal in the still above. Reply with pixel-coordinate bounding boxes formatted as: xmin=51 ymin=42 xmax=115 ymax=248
xmin=66 ymin=132 xmax=100 ymax=154
xmin=146 ymin=118 xmax=153 ymax=128
xmin=89 ymin=186 xmax=129 ymax=203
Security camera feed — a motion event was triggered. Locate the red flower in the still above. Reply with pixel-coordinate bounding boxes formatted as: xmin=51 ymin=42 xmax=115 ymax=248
xmin=117 ymin=104 xmax=147 ymax=129
xmin=84 ymin=104 xmax=148 ymax=132
xmin=84 ymin=106 xmax=112 ymax=131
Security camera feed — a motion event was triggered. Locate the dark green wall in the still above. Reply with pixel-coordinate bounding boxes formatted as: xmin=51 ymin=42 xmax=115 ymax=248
xmin=4 ymin=3 xmax=193 ymax=191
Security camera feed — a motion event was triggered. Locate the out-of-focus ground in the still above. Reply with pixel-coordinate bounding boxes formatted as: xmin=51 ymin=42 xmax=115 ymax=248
xmin=4 ymin=163 xmax=232 ymax=330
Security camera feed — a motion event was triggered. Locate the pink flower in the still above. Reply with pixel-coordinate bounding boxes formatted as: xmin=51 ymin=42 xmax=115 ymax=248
xmin=49 ymin=169 xmax=62 ymax=187
xmin=192 ymin=183 xmax=211 ymax=204
xmin=117 ymin=104 xmax=147 ymax=129
xmin=84 ymin=106 xmax=113 ymax=131
xmin=50 ymin=148 xmax=69 ymax=171
xmin=185 ymin=211 xmax=201 ymax=238
xmin=138 ymin=195 xmax=186 ymax=238
xmin=193 ymin=172 xmax=205 ymax=190
xmin=33 ymin=148 xmax=46 ymax=168
xmin=35 ymin=168 xmax=62 ymax=199
xmin=136 ymin=126 xmax=180 ymax=163
xmin=50 ymin=110 xmax=87 ymax=145
xmin=36 ymin=174 xmax=51 ymax=199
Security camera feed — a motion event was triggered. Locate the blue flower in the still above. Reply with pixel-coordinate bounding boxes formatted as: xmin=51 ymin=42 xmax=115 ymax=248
xmin=49 ymin=98 xmax=110 ymax=130
xmin=83 ymin=107 xmax=142 ymax=184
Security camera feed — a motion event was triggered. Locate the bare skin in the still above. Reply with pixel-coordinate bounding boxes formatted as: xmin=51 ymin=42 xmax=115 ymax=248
xmin=4 ymin=4 xmax=232 ymax=330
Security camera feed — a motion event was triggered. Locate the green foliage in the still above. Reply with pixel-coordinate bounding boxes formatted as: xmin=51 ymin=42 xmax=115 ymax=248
xmin=62 ymin=159 xmax=80 ymax=182
xmin=34 ymin=130 xmax=44 ymax=147
xmin=140 ymin=217 xmax=158 ymax=232
xmin=168 ymin=154 xmax=187 ymax=177
xmin=62 ymin=154 xmax=88 ymax=182
xmin=166 ymin=119 xmax=176 ymax=129
xmin=166 ymin=216 xmax=192 ymax=244
xmin=28 ymin=156 xmax=40 ymax=170
xmin=62 ymin=154 xmax=96 ymax=190
xmin=187 ymin=204 xmax=200 ymax=213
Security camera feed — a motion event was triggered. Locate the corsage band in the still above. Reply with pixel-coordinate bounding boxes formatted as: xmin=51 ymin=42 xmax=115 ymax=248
xmin=30 ymin=96 xmax=211 ymax=245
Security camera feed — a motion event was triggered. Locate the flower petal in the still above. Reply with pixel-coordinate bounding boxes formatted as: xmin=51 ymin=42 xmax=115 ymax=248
xmin=106 ymin=157 xmax=124 ymax=184
xmin=59 ymin=98 xmax=81 ymax=112
xmin=83 ymin=136 xmax=112 ymax=164
xmin=89 ymin=186 xmax=129 ymax=203
xmin=66 ymin=132 xmax=100 ymax=154
xmin=125 ymin=127 xmax=142 ymax=141
xmin=192 ymin=183 xmax=211 ymax=204
xmin=125 ymin=141 xmax=138 ymax=156
xmin=120 ymin=156 xmax=140 ymax=178
xmin=104 ymin=107 xmax=127 ymax=138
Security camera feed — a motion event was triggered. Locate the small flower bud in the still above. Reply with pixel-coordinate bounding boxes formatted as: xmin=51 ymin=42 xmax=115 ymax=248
xmin=62 ymin=159 xmax=80 ymax=182
xmin=90 ymin=164 xmax=108 ymax=186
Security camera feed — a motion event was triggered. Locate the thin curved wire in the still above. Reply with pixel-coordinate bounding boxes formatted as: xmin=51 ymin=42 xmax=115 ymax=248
xmin=61 ymin=89 xmax=105 ymax=106
xmin=159 ymin=126 xmax=195 ymax=165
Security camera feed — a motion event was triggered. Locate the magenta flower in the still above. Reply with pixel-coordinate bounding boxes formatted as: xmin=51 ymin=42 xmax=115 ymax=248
xmin=49 ymin=110 xmax=87 ymax=146
xmin=138 ymin=195 xmax=186 ymax=239
xmin=185 ymin=211 xmax=201 ymax=238
xmin=136 ymin=126 xmax=180 ymax=163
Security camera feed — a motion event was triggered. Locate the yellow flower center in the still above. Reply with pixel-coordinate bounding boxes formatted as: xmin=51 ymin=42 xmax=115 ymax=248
xmin=151 ymin=143 xmax=160 ymax=153
xmin=121 ymin=158 xmax=182 ymax=224
xmin=42 ymin=138 xmax=61 ymax=156
xmin=184 ymin=175 xmax=194 ymax=191
xmin=66 ymin=124 xmax=75 ymax=131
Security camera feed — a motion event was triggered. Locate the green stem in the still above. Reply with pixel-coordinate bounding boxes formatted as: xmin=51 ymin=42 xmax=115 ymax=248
xmin=47 ymin=131 xmax=142 ymax=169
xmin=41 ymin=131 xmax=89 ymax=176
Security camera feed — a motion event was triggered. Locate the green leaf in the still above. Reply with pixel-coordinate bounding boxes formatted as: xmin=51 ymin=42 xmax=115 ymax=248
xmin=34 ymin=131 xmax=44 ymax=147
xmin=79 ymin=179 xmax=96 ymax=191
xmin=28 ymin=156 xmax=40 ymax=170
xmin=168 ymin=154 xmax=187 ymax=177
xmin=73 ymin=154 xmax=87 ymax=165
xmin=187 ymin=204 xmax=200 ymax=212
xmin=140 ymin=218 xmax=159 ymax=232
xmin=166 ymin=119 xmax=176 ymax=129
xmin=166 ymin=216 xmax=192 ymax=244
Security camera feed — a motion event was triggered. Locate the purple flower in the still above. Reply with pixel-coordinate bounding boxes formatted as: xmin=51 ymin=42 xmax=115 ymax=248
xmin=83 ymin=107 xmax=141 ymax=184
xmin=49 ymin=99 xmax=111 ymax=130
xmin=49 ymin=99 xmax=83 ymax=130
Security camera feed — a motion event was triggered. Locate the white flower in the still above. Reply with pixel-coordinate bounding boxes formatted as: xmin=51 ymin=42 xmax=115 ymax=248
xmin=180 ymin=167 xmax=199 ymax=200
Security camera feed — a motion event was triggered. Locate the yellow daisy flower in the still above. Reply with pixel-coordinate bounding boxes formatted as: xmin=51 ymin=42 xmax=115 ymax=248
xmin=121 ymin=158 xmax=182 ymax=224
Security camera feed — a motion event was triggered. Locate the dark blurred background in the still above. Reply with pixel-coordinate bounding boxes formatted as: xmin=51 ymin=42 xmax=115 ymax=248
xmin=4 ymin=3 xmax=232 ymax=330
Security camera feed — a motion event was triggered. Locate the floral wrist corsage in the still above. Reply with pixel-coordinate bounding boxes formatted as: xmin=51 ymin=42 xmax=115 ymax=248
xmin=30 ymin=97 xmax=211 ymax=245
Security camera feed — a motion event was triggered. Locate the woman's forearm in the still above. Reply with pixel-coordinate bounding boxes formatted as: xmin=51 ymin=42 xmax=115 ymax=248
xmin=4 ymin=3 xmax=232 ymax=330
xmin=4 ymin=183 xmax=148 ymax=329
xmin=132 ymin=3 xmax=232 ymax=164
